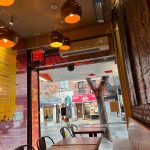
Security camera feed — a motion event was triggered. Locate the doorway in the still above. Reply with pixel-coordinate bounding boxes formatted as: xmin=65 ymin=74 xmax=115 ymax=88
xmin=76 ymin=103 xmax=83 ymax=118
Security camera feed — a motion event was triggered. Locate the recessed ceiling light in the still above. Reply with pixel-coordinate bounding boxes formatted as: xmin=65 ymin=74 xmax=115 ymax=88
xmin=9 ymin=16 xmax=14 ymax=26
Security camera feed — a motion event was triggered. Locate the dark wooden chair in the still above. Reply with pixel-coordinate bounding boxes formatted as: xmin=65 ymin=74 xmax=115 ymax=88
xmin=36 ymin=136 xmax=54 ymax=150
xmin=60 ymin=127 xmax=73 ymax=139
xmin=70 ymin=124 xmax=82 ymax=137
xmin=14 ymin=145 xmax=35 ymax=150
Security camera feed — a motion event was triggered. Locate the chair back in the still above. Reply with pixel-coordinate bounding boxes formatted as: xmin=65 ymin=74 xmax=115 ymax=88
xmin=70 ymin=124 xmax=82 ymax=137
xmin=14 ymin=145 xmax=35 ymax=150
xmin=37 ymin=136 xmax=54 ymax=150
xmin=70 ymin=124 xmax=78 ymax=137
xmin=60 ymin=127 xmax=73 ymax=139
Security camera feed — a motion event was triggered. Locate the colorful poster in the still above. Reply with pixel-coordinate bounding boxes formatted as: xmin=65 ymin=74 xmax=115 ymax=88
xmin=0 ymin=47 xmax=16 ymax=121
xmin=0 ymin=51 xmax=27 ymax=150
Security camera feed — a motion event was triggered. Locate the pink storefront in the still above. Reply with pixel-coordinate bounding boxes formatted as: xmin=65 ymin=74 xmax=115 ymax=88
xmin=72 ymin=94 xmax=98 ymax=119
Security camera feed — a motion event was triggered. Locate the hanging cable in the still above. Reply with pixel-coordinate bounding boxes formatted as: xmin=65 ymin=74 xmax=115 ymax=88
xmin=51 ymin=4 xmax=58 ymax=31
xmin=49 ymin=4 xmax=63 ymax=48
xmin=36 ymin=33 xmax=39 ymax=48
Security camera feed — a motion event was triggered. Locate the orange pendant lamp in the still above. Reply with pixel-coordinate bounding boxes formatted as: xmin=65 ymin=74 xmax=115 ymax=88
xmin=60 ymin=36 xmax=71 ymax=51
xmin=61 ymin=0 xmax=82 ymax=24
xmin=0 ymin=0 xmax=14 ymax=6
xmin=49 ymin=30 xmax=63 ymax=48
xmin=0 ymin=28 xmax=19 ymax=48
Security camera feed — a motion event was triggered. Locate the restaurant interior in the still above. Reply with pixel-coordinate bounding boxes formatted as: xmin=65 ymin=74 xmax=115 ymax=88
xmin=0 ymin=0 xmax=150 ymax=150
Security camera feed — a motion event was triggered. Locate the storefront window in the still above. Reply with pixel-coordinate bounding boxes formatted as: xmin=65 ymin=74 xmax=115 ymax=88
xmin=78 ymin=81 xmax=84 ymax=94
xmin=60 ymin=81 xmax=68 ymax=89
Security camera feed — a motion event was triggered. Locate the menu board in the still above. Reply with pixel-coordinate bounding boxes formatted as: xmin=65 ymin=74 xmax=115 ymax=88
xmin=0 ymin=47 xmax=16 ymax=121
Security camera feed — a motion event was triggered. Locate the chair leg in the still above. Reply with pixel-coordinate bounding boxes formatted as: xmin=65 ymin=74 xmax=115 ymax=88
xmin=89 ymin=133 xmax=93 ymax=137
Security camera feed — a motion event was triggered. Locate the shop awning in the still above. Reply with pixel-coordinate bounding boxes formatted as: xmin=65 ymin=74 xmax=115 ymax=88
xmin=40 ymin=98 xmax=61 ymax=107
xmin=39 ymin=73 xmax=53 ymax=82
xmin=72 ymin=94 xmax=96 ymax=103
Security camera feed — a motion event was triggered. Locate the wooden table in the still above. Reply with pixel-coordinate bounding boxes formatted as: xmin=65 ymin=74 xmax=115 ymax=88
xmin=79 ymin=124 xmax=108 ymax=128
xmin=53 ymin=137 xmax=101 ymax=146
xmin=47 ymin=145 xmax=99 ymax=150
xmin=73 ymin=127 xmax=106 ymax=137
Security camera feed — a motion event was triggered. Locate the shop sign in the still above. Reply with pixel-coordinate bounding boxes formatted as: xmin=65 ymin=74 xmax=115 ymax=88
xmin=72 ymin=94 xmax=96 ymax=103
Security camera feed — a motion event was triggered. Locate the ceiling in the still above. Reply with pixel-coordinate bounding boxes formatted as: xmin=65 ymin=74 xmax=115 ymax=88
xmin=0 ymin=0 xmax=112 ymax=38
xmin=40 ymin=60 xmax=118 ymax=82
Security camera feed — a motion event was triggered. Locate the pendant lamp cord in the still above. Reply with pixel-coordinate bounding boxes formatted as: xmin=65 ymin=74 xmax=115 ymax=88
xmin=34 ymin=33 xmax=40 ymax=48
xmin=36 ymin=34 xmax=38 ymax=48
xmin=36 ymin=33 xmax=40 ymax=48
xmin=54 ymin=8 xmax=56 ymax=30
xmin=51 ymin=4 xmax=58 ymax=31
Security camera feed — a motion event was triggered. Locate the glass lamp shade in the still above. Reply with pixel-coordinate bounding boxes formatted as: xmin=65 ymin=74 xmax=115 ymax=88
xmin=60 ymin=36 xmax=71 ymax=51
xmin=61 ymin=0 xmax=82 ymax=24
xmin=0 ymin=0 xmax=14 ymax=6
xmin=49 ymin=30 xmax=63 ymax=48
xmin=0 ymin=28 xmax=19 ymax=48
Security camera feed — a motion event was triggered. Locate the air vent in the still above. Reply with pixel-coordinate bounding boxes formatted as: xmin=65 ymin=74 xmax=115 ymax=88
xmin=60 ymin=46 xmax=109 ymax=57
xmin=59 ymin=36 xmax=109 ymax=57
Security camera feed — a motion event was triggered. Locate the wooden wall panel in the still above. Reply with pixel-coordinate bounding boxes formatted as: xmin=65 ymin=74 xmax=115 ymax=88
xmin=128 ymin=118 xmax=150 ymax=150
xmin=117 ymin=0 xmax=150 ymax=125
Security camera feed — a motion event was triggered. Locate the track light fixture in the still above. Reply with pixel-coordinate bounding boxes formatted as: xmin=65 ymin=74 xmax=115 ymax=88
xmin=9 ymin=16 xmax=14 ymax=26
xmin=0 ymin=27 xmax=19 ymax=48
xmin=60 ymin=36 xmax=71 ymax=51
xmin=61 ymin=0 xmax=82 ymax=24
xmin=0 ymin=0 xmax=15 ymax=6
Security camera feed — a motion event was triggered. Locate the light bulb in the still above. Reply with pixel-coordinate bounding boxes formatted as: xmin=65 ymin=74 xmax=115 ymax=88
xmin=3 ymin=39 xmax=8 ymax=43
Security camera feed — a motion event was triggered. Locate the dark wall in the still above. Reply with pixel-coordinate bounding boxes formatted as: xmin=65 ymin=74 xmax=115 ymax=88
xmin=117 ymin=0 xmax=150 ymax=125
